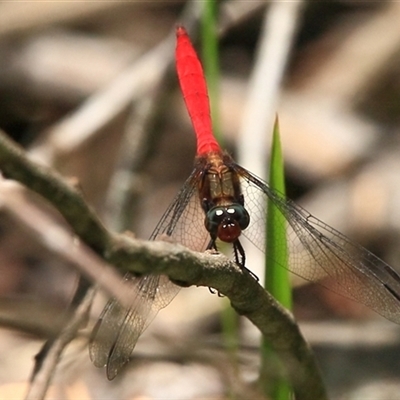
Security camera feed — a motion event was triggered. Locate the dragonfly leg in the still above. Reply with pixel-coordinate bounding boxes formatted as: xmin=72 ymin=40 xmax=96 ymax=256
xmin=234 ymin=240 xmax=259 ymax=282
xmin=233 ymin=239 xmax=245 ymax=267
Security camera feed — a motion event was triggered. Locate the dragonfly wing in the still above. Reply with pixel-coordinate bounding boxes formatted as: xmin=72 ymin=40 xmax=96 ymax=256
xmin=91 ymin=166 xmax=210 ymax=377
xmin=233 ymin=163 xmax=400 ymax=324
xmin=150 ymin=165 xmax=210 ymax=251
xmin=289 ymin=213 xmax=400 ymax=323
xmin=90 ymin=293 xmax=125 ymax=368
xmin=153 ymin=274 xmax=182 ymax=309
xmin=89 ymin=274 xmax=161 ymax=378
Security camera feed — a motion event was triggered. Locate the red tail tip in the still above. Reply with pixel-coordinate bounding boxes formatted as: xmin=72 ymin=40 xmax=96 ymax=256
xmin=175 ymin=24 xmax=221 ymax=156
xmin=176 ymin=26 xmax=187 ymax=38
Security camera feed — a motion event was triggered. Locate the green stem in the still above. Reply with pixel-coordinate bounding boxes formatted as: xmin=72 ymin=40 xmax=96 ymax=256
xmin=201 ymin=0 xmax=222 ymax=144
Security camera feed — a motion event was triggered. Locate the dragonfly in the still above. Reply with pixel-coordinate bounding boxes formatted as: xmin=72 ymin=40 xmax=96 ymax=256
xmin=90 ymin=26 xmax=400 ymax=380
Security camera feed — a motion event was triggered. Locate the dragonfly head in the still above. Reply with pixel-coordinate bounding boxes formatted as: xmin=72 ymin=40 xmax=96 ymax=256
xmin=205 ymin=204 xmax=250 ymax=243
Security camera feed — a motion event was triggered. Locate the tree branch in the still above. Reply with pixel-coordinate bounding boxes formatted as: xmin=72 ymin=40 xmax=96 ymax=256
xmin=0 ymin=129 xmax=327 ymax=400
xmin=110 ymin=235 xmax=328 ymax=400
xmin=0 ymin=130 xmax=109 ymax=255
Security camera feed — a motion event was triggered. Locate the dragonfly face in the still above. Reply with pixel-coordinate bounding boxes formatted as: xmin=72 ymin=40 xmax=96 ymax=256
xmin=205 ymin=204 xmax=250 ymax=243
xmin=197 ymin=152 xmax=250 ymax=243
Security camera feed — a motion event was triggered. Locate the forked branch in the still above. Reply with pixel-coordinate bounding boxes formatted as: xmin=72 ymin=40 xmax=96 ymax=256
xmin=0 ymin=129 xmax=327 ymax=400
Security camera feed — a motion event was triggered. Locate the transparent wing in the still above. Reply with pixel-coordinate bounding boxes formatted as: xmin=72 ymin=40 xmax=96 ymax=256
xmin=90 ymin=166 xmax=210 ymax=378
xmin=232 ymin=162 xmax=400 ymax=324
xmin=89 ymin=274 xmax=166 ymax=379
xmin=148 ymin=165 xmax=210 ymax=249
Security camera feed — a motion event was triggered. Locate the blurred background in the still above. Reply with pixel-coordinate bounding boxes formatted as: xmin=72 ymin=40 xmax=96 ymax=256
xmin=1 ymin=1 xmax=400 ymax=399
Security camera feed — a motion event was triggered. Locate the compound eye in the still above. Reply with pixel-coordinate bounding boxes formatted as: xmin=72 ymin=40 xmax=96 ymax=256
xmin=205 ymin=207 xmax=226 ymax=237
xmin=226 ymin=204 xmax=250 ymax=230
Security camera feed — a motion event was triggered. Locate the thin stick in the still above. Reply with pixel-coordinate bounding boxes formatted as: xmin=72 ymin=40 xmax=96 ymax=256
xmin=24 ymin=289 xmax=94 ymax=400
xmin=237 ymin=1 xmax=304 ymax=178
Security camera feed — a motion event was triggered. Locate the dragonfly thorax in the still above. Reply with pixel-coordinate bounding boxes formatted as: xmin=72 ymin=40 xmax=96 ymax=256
xmin=205 ymin=204 xmax=250 ymax=243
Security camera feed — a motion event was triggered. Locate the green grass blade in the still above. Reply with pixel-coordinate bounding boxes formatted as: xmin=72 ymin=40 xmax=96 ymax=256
xmin=261 ymin=116 xmax=293 ymax=399
xmin=201 ymin=0 xmax=222 ymax=144
xmin=265 ymin=116 xmax=291 ymax=308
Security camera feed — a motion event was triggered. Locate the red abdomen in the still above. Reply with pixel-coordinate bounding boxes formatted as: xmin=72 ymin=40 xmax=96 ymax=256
xmin=175 ymin=27 xmax=220 ymax=156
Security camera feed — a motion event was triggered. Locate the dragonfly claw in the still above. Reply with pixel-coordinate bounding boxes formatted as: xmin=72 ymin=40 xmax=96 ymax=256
xmin=208 ymin=287 xmax=224 ymax=297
